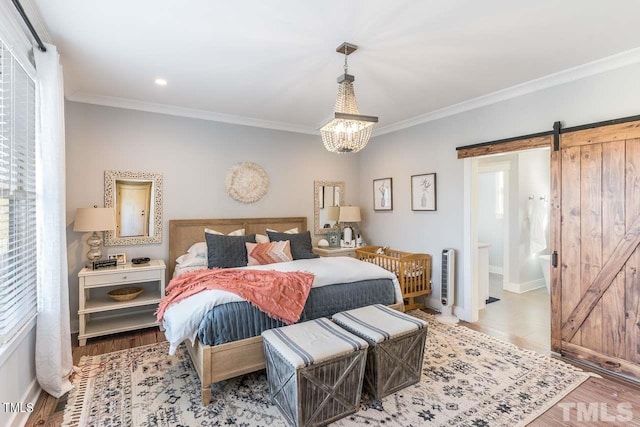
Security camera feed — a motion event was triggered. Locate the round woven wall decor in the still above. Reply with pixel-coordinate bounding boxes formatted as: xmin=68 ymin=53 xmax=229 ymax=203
xmin=225 ymin=162 xmax=269 ymax=203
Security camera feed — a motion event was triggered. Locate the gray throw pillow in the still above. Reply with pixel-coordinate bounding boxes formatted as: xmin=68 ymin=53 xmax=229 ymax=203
xmin=266 ymin=230 xmax=318 ymax=260
xmin=206 ymin=233 xmax=256 ymax=268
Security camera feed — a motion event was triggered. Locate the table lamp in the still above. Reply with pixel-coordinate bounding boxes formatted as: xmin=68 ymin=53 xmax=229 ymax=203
xmin=74 ymin=206 xmax=116 ymax=263
xmin=338 ymin=206 xmax=361 ymax=247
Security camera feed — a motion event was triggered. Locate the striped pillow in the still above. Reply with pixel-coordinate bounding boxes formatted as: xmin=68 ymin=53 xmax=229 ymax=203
xmin=246 ymin=241 xmax=293 ymax=266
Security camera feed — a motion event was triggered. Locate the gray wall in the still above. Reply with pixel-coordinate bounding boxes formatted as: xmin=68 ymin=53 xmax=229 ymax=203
xmin=65 ymin=61 xmax=640 ymax=325
xmin=358 ymin=61 xmax=640 ymax=312
xmin=65 ymin=102 xmax=360 ymax=331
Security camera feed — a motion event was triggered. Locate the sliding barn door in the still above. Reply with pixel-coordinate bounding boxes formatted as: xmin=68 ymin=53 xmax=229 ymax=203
xmin=553 ymin=121 xmax=640 ymax=380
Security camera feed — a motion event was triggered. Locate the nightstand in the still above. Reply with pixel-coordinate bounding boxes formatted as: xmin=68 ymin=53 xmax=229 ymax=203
xmin=313 ymin=247 xmax=357 ymax=258
xmin=77 ymin=260 xmax=166 ymax=346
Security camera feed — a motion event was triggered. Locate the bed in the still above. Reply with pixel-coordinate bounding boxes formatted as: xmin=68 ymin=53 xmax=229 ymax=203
xmin=168 ymin=217 xmax=405 ymax=405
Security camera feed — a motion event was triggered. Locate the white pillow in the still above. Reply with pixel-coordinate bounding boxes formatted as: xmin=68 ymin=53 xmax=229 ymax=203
xmin=204 ymin=228 xmax=245 ymax=236
xmin=256 ymin=227 xmax=299 ymax=244
xmin=186 ymin=242 xmax=207 ymax=257
xmin=175 ymin=252 xmax=207 ymax=267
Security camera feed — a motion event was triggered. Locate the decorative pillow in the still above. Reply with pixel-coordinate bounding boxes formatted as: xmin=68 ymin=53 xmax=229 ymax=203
xmin=205 ymin=233 xmax=256 ymax=268
xmin=266 ymin=230 xmax=318 ymax=260
xmin=175 ymin=252 xmax=207 ymax=267
xmin=187 ymin=229 xmax=244 ymax=257
xmin=245 ymin=241 xmax=293 ymax=266
xmin=256 ymin=227 xmax=299 ymax=244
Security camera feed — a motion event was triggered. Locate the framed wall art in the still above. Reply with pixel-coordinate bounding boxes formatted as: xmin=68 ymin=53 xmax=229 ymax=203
xmin=411 ymin=173 xmax=436 ymax=211
xmin=373 ymin=178 xmax=393 ymax=211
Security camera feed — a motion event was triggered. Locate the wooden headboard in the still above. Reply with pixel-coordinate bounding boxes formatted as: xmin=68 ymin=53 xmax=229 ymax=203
xmin=168 ymin=217 xmax=307 ymax=276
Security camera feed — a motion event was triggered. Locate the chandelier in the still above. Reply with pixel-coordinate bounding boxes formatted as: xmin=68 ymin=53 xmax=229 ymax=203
xmin=320 ymin=42 xmax=378 ymax=153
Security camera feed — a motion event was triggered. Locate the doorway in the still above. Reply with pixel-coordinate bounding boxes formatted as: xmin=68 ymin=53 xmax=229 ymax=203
xmin=464 ymin=148 xmax=552 ymax=351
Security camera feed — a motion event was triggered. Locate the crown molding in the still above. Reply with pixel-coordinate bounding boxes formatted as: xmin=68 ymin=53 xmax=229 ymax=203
xmin=66 ymin=92 xmax=319 ymax=135
xmin=67 ymin=46 xmax=640 ymax=138
xmin=374 ymin=46 xmax=640 ymax=137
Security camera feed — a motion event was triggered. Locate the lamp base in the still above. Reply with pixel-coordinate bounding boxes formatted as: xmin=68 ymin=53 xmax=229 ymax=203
xmin=86 ymin=231 xmax=103 ymax=263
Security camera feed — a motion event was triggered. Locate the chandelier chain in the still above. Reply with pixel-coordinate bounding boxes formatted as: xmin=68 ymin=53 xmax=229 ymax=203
xmin=343 ymin=45 xmax=348 ymax=74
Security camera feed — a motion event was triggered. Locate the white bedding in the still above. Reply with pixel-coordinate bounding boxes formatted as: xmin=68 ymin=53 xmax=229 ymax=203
xmin=163 ymin=257 xmax=403 ymax=354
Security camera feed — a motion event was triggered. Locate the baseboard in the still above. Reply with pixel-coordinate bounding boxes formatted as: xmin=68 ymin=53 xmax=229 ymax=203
xmin=488 ymin=265 xmax=503 ymax=275
xmin=71 ymin=319 xmax=79 ymax=335
xmin=8 ymin=378 xmax=40 ymax=427
xmin=504 ymin=278 xmax=546 ymax=294
xmin=453 ymin=305 xmax=466 ymax=320
xmin=425 ymin=297 xmax=465 ymax=321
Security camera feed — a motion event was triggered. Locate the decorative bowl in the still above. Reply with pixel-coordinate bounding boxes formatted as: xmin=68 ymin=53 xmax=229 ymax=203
xmin=107 ymin=286 xmax=143 ymax=302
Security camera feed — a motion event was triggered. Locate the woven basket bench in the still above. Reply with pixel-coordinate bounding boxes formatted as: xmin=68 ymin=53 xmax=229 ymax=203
xmin=332 ymin=304 xmax=428 ymax=400
xmin=262 ymin=318 xmax=369 ymax=427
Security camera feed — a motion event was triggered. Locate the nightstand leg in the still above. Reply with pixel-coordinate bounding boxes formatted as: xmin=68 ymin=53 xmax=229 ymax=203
xmin=79 ymin=312 xmax=86 ymax=346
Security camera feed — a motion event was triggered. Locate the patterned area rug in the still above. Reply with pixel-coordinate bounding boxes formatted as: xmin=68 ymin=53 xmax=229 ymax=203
xmin=63 ymin=311 xmax=595 ymax=426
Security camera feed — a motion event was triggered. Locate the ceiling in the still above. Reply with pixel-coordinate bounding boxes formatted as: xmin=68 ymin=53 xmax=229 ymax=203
xmin=30 ymin=0 xmax=640 ymax=134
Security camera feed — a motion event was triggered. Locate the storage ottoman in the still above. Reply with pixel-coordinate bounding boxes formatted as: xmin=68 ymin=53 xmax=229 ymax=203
xmin=332 ymin=304 xmax=427 ymax=400
xmin=262 ymin=318 xmax=369 ymax=427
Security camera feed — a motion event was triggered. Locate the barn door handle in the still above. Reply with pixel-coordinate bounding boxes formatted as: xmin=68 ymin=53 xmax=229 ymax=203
xmin=551 ymin=251 xmax=558 ymax=268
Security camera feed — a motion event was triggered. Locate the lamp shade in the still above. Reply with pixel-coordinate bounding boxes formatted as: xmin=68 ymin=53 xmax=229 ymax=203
xmin=326 ymin=206 xmax=340 ymax=222
xmin=339 ymin=206 xmax=361 ymax=223
xmin=73 ymin=207 xmax=116 ymax=232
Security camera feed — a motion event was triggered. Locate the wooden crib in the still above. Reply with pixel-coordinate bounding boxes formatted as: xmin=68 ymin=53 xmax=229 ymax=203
xmin=356 ymin=246 xmax=432 ymax=311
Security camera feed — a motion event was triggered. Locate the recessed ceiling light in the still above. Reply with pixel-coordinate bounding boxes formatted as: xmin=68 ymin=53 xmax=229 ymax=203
xmin=154 ymin=78 xmax=167 ymax=86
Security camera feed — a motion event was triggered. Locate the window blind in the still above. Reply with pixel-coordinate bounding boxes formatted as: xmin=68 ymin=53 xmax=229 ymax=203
xmin=0 ymin=38 xmax=37 ymax=344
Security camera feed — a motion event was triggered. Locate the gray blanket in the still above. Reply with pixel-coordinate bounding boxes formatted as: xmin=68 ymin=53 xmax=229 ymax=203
xmin=197 ymin=278 xmax=396 ymax=346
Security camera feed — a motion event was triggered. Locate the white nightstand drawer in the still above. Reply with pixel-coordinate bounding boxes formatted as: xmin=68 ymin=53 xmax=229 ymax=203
xmin=84 ymin=269 xmax=161 ymax=287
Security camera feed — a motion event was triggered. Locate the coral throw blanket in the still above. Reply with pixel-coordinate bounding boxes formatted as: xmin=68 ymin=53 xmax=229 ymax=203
xmin=157 ymin=268 xmax=315 ymax=325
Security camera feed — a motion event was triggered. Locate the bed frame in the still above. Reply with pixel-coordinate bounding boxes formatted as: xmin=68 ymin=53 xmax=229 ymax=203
xmin=169 ymin=217 xmax=405 ymax=405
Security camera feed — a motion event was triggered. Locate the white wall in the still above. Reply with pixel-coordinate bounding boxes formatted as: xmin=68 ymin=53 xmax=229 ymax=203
xmin=65 ymin=102 xmax=360 ymax=331
xmin=0 ymin=322 xmax=38 ymax=427
xmin=516 ymin=149 xmax=551 ymax=284
xmin=477 ymin=172 xmax=504 ymax=269
xmin=358 ymin=61 xmax=640 ymax=315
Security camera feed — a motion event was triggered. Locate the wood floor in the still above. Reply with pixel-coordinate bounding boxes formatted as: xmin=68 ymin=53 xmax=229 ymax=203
xmin=26 ymin=317 xmax=639 ymax=427
xmin=481 ymin=273 xmax=551 ymax=352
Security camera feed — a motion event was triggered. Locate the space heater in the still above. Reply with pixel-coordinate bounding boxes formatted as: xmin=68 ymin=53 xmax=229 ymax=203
xmin=436 ymin=248 xmax=459 ymax=324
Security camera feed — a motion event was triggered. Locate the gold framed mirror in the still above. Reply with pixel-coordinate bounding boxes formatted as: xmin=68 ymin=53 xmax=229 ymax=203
xmin=104 ymin=170 xmax=163 ymax=245
xmin=314 ymin=180 xmax=345 ymax=235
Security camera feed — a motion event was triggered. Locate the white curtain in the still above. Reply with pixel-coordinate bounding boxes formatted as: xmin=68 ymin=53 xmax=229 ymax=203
xmin=34 ymin=44 xmax=73 ymax=398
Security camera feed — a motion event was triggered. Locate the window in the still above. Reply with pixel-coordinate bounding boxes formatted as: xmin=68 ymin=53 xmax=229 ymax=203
xmin=0 ymin=38 xmax=37 ymax=344
xmin=495 ymin=171 xmax=504 ymax=219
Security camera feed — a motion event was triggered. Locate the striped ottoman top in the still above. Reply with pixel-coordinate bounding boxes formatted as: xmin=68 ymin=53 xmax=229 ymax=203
xmin=332 ymin=304 xmax=427 ymax=344
xmin=262 ymin=318 xmax=369 ymax=369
